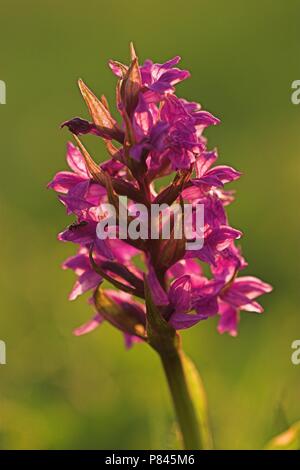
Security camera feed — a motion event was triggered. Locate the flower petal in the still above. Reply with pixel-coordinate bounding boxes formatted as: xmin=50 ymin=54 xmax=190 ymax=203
xmin=169 ymin=275 xmax=191 ymax=313
xmin=217 ymin=302 xmax=239 ymax=337
xmin=47 ymin=172 xmax=84 ymax=193
xmin=69 ymin=270 xmax=102 ymax=301
xmin=146 ymin=262 xmax=169 ymax=306
xmin=73 ymin=313 xmax=103 ymax=336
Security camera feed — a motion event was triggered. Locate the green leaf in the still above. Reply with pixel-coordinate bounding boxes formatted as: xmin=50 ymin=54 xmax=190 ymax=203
xmin=180 ymin=353 xmax=213 ymax=450
xmin=264 ymin=421 xmax=300 ymax=450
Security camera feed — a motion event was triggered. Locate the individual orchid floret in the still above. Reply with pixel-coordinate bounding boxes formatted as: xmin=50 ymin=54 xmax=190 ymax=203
xmin=140 ymin=56 xmax=189 ymax=94
xmin=217 ymin=276 xmax=273 ymax=336
xmin=48 ymin=142 xmax=107 ymax=216
xmin=62 ymin=247 xmax=103 ymax=301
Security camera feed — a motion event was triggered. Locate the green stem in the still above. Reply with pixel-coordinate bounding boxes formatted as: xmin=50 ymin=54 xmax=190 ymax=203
xmin=159 ymin=345 xmax=203 ymax=450
xmin=144 ymin=274 xmax=212 ymax=450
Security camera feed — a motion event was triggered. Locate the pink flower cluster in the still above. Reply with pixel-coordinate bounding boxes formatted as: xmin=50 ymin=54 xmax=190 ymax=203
xmin=49 ymin=46 xmax=272 ymax=346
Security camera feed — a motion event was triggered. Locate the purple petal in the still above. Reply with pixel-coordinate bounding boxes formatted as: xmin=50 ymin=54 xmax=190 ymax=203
xmin=146 ymin=262 xmax=169 ymax=306
xmin=221 ymin=287 xmax=263 ymax=313
xmin=207 ymin=226 xmax=242 ymax=251
xmin=58 ymin=220 xmax=97 ymax=244
xmin=47 ymin=171 xmax=85 ymax=194
xmin=182 ymin=185 xmax=205 ymax=201
xmin=123 ymin=333 xmax=142 ymax=349
xmin=188 ymin=226 xmax=242 ymax=266
xmin=205 ymin=165 xmax=241 ymax=184
xmin=169 ymin=275 xmax=191 ymax=313
xmin=58 ymin=195 xmax=94 ymax=215
xmin=193 ymin=175 xmax=224 ymax=188
xmin=232 ymin=276 xmax=273 ymax=298
xmin=130 ymin=142 xmax=147 ymax=161
xmin=133 ymin=93 xmax=154 ymax=138
xmin=109 ymin=239 xmax=140 ymax=264
xmin=221 ymin=276 xmax=272 ymax=313
xmin=217 ymin=302 xmax=238 ymax=336
xmin=62 ymin=252 xmax=90 ymax=274
xmin=168 ymin=259 xmax=203 ymax=278
xmin=66 ymin=142 xmax=88 ymax=177
xmin=85 ymin=182 xmax=106 ymax=206
xmin=202 ymin=195 xmax=227 ymax=228
xmin=158 ymin=56 xmax=181 ymax=69
xmin=195 ymin=150 xmax=218 ymax=177
xmin=141 ymin=57 xmax=190 ymax=95
xmin=192 ymin=280 xmax=223 ymax=317
xmin=94 ymin=238 xmax=115 ymax=260
xmin=149 ymin=121 xmax=169 ymax=150
xmin=108 ymin=60 xmax=127 ymax=78
xmin=73 ymin=313 xmax=103 ymax=336
xmin=150 ymin=69 xmax=190 ymax=93
xmin=58 ymin=180 xmax=96 ymax=215
xmin=101 ymin=158 xmax=124 ymax=176
xmin=69 ymin=270 xmax=102 ymax=300
xmin=194 ymin=111 xmax=220 ymax=127
xmin=169 ymin=311 xmax=205 ymax=330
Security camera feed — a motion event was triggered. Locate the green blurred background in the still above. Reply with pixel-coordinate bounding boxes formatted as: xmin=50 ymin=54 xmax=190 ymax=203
xmin=0 ymin=0 xmax=299 ymax=450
